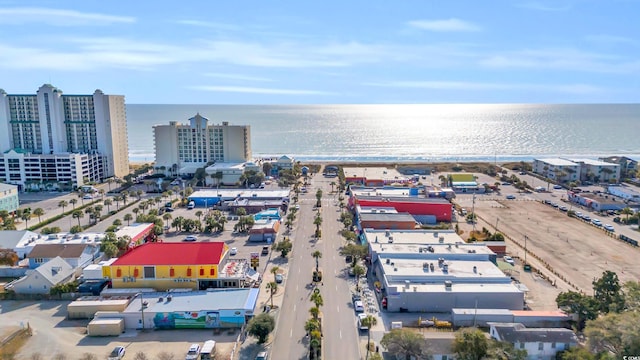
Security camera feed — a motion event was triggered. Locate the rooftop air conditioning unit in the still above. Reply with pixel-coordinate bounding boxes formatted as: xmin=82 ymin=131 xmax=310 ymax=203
xmin=473 ymin=266 xmax=477 ymax=273
xmin=439 ymin=236 xmax=445 ymax=243
xmin=405 ymin=280 xmax=410 ymax=288
xmin=419 ymin=248 xmax=423 ymax=253
xmin=386 ymin=258 xmax=391 ymax=264
xmin=385 ymin=230 xmax=390 ymax=237
xmin=444 ymin=280 xmax=452 ymax=288
xmin=433 ymin=232 xmax=438 ymax=237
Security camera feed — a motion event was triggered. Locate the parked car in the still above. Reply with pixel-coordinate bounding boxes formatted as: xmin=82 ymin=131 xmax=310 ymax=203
xmin=353 ymin=300 xmax=365 ymax=313
xmin=352 ymin=294 xmax=362 ymax=304
xmin=230 ymin=247 xmax=238 ymax=255
xmin=503 ymin=256 xmax=515 ymax=266
xmin=83 ymin=194 xmax=93 ymax=200
xmin=553 ymin=185 xmax=563 ymax=189
xmin=559 ymin=206 xmax=568 ymax=212
xmin=357 ymin=313 xmax=369 ymax=331
xmin=261 ymin=246 xmax=269 ymax=255
xmin=506 ymin=195 xmax=516 ymax=200
xmin=183 ymin=235 xmax=198 ymax=242
xmin=604 ymin=224 xmax=615 ymax=232
xmin=187 ymin=201 xmax=195 ymax=209
xmin=592 ymin=219 xmax=602 ymax=227
xmin=185 ymin=344 xmax=200 ymax=360
xmin=255 ymin=352 xmax=268 ymax=360
xmin=108 ymin=346 xmax=126 ymax=360
xmin=275 ymin=274 xmax=283 ymax=283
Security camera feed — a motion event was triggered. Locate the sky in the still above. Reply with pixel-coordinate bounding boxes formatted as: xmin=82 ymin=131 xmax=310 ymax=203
xmin=0 ymin=0 xmax=638 ymax=104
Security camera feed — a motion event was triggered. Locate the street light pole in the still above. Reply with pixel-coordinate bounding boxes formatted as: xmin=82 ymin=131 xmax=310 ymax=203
xmin=139 ymin=293 xmax=145 ymax=330
xmin=524 ymin=235 xmax=528 ymax=265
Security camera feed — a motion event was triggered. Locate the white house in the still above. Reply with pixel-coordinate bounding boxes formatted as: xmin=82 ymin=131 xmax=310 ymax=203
xmin=489 ymin=322 xmax=578 ymax=360
xmin=274 ymin=155 xmax=294 ymax=171
xmin=7 ymin=256 xmax=74 ymax=294
xmin=27 ymin=243 xmax=99 ymax=270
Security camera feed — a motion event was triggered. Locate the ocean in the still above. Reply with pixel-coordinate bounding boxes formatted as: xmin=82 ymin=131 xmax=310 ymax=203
xmin=126 ymin=104 xmax=640 ymax=163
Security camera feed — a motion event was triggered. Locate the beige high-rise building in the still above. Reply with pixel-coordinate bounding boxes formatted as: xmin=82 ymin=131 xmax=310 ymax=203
xmin=0 ymin=84 xmax=129 ymax=189
xmin=153 ymin=114 xmax=251 ymax=175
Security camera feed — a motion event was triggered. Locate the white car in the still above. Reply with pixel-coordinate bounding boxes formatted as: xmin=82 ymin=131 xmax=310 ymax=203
xmin=357 ymin=313 xmax=369 ymax=331
xmin=604 ymin=224 xmax=615 ymax=232
xmin=185 ymin=343 xmax=200 ymax=360
xmin=83 ymin=194 xmax=93 ymax=200
xmin=592 ymin=219 xmax=602 ymax=227
xmin=108 ymin=346 xmax=126 ymax=360
xmin=183 ymin=235 xmax=198 ymax=242
xmin=354 ymin=300 xmax=364 ymax=313
xmin=230 ymin=247 xmax=238 ymax=255
xmin=503 ymin=256 xmax=515 ymax=266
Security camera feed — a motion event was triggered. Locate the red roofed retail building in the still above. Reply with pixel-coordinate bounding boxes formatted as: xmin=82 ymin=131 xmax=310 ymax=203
xmin=105 ymin=242 xmax=228 ymax=291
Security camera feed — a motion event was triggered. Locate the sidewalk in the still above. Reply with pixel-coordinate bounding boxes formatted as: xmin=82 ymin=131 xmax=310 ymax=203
xmin=234 ymin=223 xmax=293 ymax=359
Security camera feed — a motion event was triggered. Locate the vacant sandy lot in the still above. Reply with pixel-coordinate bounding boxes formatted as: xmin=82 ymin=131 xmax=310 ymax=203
xmin=457 ymin=194 xmax=640 ymax=295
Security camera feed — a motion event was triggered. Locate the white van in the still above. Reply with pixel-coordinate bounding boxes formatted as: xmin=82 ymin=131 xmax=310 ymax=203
xmin=199 ymin=340 xmax=216 ymax=360
xmin=187 ymin=201 xmax=195 ymax=209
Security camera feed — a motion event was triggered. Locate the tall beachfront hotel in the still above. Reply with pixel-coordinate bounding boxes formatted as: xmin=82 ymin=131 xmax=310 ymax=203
xmin=153 ymin=114 xmax=251 ymax=176
xmin=0 ymin=84 xmax=129 ymax=190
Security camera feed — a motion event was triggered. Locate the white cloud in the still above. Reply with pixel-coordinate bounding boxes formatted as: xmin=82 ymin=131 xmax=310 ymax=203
xmin=585 ymin=34 xmax=636 ymax=45
xmin=175 ymin=20 xmax=240 ymax=31
xmin=479 ymin=48 xmax=640 ymax=74
xmin=204 ymin=73 xmax=272 ymax=82
xmin=516 ymin=2 xmax=571 ymax=11
xmin=0 ymin=7 xmax=135 ymax=26
xmin=190 ymin=85 xmax=334 ymax=95
xmin=366 ymin=80 xmax=603 ymax=94
xmin=407 ymin=18 xmax=481 ymax=32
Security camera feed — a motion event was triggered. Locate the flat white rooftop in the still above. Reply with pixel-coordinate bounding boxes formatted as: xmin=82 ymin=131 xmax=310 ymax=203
xmin=343 ymin=167 xmax=409 ymax=181
xmin=357 ymin=206 xmax=398 ymax=214
xmin=350 ymin=187 xmax=420 ymax=197
xmin=371 ymin=242 xmax=495 ymax=256
xmin=569 ymin=158 xmax=619 ymax=166
xmin=16 ymin=232 xmax=106 ymax=249
xmin=388 ymin=282 xmax=522 ymax=294
xmin=364 ymin=229 xmax=464 ymax=245
xmin=381 ymin=258 xmax=509 ymax=282
xmin=189 ymin=189 xmax=290 ymax=199
xmin=535 ymin=158 xmax=578 ymax=166
xmin=115 ymin=223 xmax=153 ymax=240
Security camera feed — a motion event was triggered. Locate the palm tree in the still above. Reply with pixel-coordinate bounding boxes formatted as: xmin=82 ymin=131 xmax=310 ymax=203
xmin=309 ymin=306 xmax=320 ymax=321
xmin=72 ymin=210 xmax=84 ymax=227
xmin=163 ymin=213 xmax=172 ymax=229
xmin=311 ymin=250 xmax=322 ymax=273
xmin=195 ymin=210 xmax=203 ymax=222
xmin=329 ymin=181 xmax=336 ymax=193
xmin=270 ymin=266 xmax=280 ymax=280
xmin=98 ymin=189 xmax=105 ymax=200
xmin=132 ymin=208 xmax=140 ymax=218
xmin=112 ymin=219 xmax=122 ymax=227
xmin=313 ymin=213 xmax=323 ymax=236
xmin=353 ymin=264 xmax=366 ymax=292
xmin=58 ymin=200 xmax=68 ymax=213
xmin=103 ymin=199 xmax=112 ymax=213
xmin=362 ymin=315 xmax=378 ymax=360
xmin=20 ymin=210 xmax=31 ymax=228
xmin=33 ymin=208 xmax=45 ymax=223
xmin=121 ymin=191 xmax=129 ymax=205
xmin=267 ymin=281 xmax=278 ymax=308
xmin=622 ymin=207 xmax=634 ymax=224
xmin=123 ymin=213 xmax=133 ymax=226
xmin=310 ymin=290 xmax=323 ymax=308
xmin=69 ymin=198 xmax=78 ymax=209
xmin=106 ymin=177 xmax=114 ymax=191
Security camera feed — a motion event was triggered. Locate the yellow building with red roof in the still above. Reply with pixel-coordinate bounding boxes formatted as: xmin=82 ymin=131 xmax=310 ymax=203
xmin=105 ymin=242 xmax=229 ymax=291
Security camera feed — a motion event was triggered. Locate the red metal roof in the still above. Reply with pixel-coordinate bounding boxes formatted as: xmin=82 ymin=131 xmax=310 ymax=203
xmin=112 ymin=242 xmax=226 ymax=266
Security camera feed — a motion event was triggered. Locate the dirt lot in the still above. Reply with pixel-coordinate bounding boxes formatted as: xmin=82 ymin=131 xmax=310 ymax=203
xmin=0 ymin=300 xmax=238 ymax=360
xmin=457 ymin=194 xmax=640 ymax=295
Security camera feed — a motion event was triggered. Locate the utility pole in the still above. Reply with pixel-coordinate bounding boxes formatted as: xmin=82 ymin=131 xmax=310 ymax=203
xmin=472 ymin=194 xmax=477 ymax=233
xmin=524 ymin=235 xmax=528 ymax=265
xmin=139 ymin=293 xmax=145 ymax=330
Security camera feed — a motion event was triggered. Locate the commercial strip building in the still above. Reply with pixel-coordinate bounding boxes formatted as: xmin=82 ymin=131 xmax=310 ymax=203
xmin=0 ymin=182 xmax=19 ymax=213
xmin=350 ymin=194 xmax=452 ymax=224
xmin=364 ymin=229 xmax=523 ymax=313
xmin=188 ymin=189 xmax=290 ymax=208
xmin=0 ymin=84 xmax=129 ymax=188
xmin=344 ymin=166 xmax=412 ymax=186
xmin=153 ymin=114 xmax=251 ymax=176
xmin=533 ymin=158 xmax=620 ymax=184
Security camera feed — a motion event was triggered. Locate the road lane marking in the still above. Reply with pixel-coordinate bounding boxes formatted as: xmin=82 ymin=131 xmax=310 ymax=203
xmin=290 ymin=328 xmax=293 ymax=337
xmin=294 ymin=304 xmax=296 ymax=312
xmin=340 ymin=330 xmax=342 ymax=339
xmin=337 ymin=305 xmax=339 ymax=313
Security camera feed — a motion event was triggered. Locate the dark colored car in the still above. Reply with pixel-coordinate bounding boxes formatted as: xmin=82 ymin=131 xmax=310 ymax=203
xmin=261 ymin=246 xmax=269 ymax=255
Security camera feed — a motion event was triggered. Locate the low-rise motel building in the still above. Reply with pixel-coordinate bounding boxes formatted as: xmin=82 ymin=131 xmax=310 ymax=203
xmin=105 ymin=242 xmax=233 ymax=291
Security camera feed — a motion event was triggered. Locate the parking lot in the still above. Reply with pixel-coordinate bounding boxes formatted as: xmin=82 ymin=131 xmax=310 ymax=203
xmin=455 ymin=185 xmax=640 ymax=295
xmin=0 ymin=300 xmax=238 ymax=359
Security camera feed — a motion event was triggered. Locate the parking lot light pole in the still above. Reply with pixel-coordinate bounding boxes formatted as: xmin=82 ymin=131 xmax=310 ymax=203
xmin=138 ymin=293 xmax=145 ymax=330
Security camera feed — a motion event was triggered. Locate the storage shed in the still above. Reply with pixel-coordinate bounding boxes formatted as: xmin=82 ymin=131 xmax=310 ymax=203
xmin=87 ymin=318 xmax=125 ymax=336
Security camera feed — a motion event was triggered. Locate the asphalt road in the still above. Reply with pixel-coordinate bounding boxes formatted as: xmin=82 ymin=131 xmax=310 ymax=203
xmin=271 ymin=175 xmax=361 ymax=360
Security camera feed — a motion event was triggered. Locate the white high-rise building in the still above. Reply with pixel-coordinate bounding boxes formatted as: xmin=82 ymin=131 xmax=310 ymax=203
xmin=0 ymin=84 xmax=129 ymax=189
xmin=153 ymin=114 xmax=251 ymax=175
